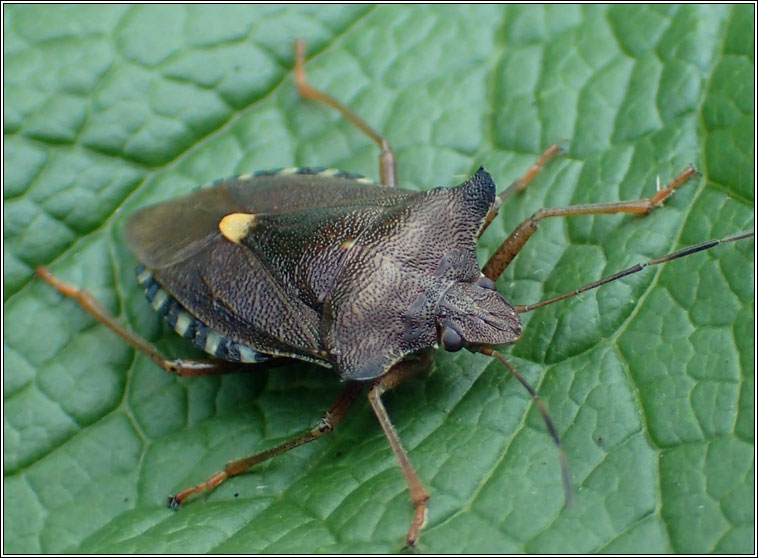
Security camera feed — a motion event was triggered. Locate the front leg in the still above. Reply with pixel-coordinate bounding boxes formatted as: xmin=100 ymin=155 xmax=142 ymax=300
xmin=367 ymin=354 xmax=433 ymax=548
xmin=483 ymin=164 xmax=701 ymax=280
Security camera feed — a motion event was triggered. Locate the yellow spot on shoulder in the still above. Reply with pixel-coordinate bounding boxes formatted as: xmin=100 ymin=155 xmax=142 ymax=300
xmin=219 ymin=213 xmax=257 ymax=244
xmin=340 ymin=237 xmax=356 ymax=250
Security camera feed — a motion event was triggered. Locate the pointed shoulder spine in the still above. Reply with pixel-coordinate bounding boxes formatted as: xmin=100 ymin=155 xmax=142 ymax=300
xmin=467 ymin=167 xmax=496 ymax=200
xmin=445 ymin=167 xmax=497 ymax=215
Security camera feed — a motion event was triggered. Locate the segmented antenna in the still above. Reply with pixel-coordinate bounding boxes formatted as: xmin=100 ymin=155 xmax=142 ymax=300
xmin=516 ymin=229 xmax=754 ymax=313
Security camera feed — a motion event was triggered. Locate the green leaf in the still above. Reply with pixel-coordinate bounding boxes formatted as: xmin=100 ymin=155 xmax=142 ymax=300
xmin=4 ymin=4 xmax=754 ymax=554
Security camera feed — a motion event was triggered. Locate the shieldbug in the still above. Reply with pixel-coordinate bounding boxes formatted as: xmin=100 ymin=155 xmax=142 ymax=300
xmin=35 ymin=40 xmax=754 ymax=548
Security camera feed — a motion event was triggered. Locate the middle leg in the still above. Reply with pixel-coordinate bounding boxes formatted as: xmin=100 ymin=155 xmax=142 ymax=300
xmin=168 ymin=380 xmax=364 ymax=508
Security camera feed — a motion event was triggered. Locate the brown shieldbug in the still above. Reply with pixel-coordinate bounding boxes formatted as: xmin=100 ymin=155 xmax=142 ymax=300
xmin=36 ymin=40 xmax=755 ymax=548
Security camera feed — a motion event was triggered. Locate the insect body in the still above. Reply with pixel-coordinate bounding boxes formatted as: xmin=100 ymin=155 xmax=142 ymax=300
xmin=35 ymin=41 xmax=754 ymax=548
xmin=126 ymin=167 xmax=520 ymax=381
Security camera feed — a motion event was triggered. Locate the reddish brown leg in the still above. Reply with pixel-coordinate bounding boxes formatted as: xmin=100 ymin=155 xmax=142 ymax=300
xmin=367 ymin=356 xmax=433 ymax=548
xmin=294 ymin=39 xmax=397 ymax=188
xmin=36 ymin=266 xmax=240 ymax=377
xmin=169 ymin=381 xmax=364 ymax=508
xmin=479 ymin=143 xmax=564 ymax=237
xmin=482 ymin=165 xmax=701 ymax=280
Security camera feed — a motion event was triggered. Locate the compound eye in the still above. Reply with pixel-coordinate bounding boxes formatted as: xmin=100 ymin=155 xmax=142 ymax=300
xmin=477 ymin=276 xmax=496 ymax=290
xmin=441 ymin=324 xmax=463 ymax=352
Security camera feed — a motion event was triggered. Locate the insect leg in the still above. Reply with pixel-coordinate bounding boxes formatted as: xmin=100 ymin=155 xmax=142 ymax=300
xmin=482 ymin=165 xmax=701 ymax=280
xmin=168 ymin=381 xmax=364 ymax=508
xmin=516 ymin=228 xmax=754 ymax=313
xmin=294 ymin=39 xmax=397 ymax=187
xmin=479 ymin=144 xmax=564 ymax=237
xmin=367 ymin=356 xmax=434 ymax=547
xmin=36 ymin=267 xmax=240 ymax=377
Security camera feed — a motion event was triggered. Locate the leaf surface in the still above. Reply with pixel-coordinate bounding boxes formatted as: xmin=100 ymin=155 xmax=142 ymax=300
xmin=4 ymin=4 xmax=754 ymax=553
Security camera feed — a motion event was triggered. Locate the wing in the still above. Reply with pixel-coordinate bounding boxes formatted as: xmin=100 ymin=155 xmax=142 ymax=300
xmin=150 ymin=238 xmax=325 ymax=362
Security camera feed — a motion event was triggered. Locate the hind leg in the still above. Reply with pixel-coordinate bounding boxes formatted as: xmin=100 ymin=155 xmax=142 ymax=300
xmin=36 ymin=267 xmax=241 ymax=377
